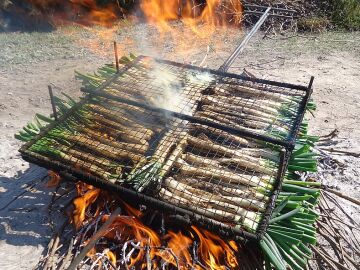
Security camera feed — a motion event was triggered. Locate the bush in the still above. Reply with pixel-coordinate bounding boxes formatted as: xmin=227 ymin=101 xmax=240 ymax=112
xmin=331 ymin=0 xmax=360 ymax=30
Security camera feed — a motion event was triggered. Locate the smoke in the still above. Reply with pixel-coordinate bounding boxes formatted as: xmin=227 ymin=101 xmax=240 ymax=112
xmin=147 ymin=64 xmax=189 ymax=115
xmin=145 ymin=60 xmax=215 ymax=116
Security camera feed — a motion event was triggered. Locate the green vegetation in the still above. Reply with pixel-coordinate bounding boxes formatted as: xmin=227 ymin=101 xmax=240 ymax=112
xmin=331 ymin=0 xmax=360 ymax=30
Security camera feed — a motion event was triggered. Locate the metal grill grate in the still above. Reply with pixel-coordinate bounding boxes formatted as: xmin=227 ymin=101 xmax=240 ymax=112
xmin=20 ymin=56 xmax=312 ymax=240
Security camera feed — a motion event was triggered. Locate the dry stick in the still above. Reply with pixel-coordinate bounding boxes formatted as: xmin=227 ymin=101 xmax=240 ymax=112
xmin=66 ymin=207 xmax=121 ymax=270
xmin=316 ymin=222 xmax=345 ymax=265
xmin=58 ymin=238 xmax=75 ymax=270
xmin=318 ymin=202 xmax=345 ymax=261
xmin=338 ymin=229 xmax=360 ymax=257
xmin=311 ymin=246 xmax=339 ymax=270
xmin=318 ymin=129 xmax=339 ymax=140
xmin=318 ymin=196 xmax=360 ymax=267
xmin=319 ymin=147 xmax=360 ymax=158
xmin=145 ymin=245 xmax=152 ymax=270
xmin=318 ymin=213 xmax=359 ymax=231
xmin=323 ymin=191 xmax=359 ymax=226
xmin=322 ymin=187 xmax=360 ymax=206
xmin=317 ymin=245 xmax=350 ymax=270
xmin=43 ymin=220 xmax=67 ymax=270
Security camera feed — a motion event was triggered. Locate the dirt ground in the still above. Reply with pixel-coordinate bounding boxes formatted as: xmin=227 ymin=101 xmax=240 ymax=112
xmin=0 ymin=22 xmax=359 ymax=269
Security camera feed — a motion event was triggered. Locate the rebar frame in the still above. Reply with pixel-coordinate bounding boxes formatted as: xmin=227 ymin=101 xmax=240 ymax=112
xmin=20 ymin=56 xmax=313 ymax=241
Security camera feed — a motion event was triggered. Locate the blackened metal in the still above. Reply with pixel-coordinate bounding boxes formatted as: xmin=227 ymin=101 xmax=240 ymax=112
xmin=114 ymin=41 xmax=120 ymax=73
xmin=153 ymin=56 xmax=309 ymax=91
xmin=287 ymin=76 xmax=315 ymax=148
xmin=48 ymin=85 xmax=58 ymax=121
xmin=20 ymin=151 xmax=258 ymax=241
xmin=81 ymin=87 xmax=291 ymax=148
xmin=308 ymin=76 xmax=315 ymax=90
xmin=219 ymin=7 xmax=271 ymax=72
xmin=256 ymin=150 xmax=290 ymax=239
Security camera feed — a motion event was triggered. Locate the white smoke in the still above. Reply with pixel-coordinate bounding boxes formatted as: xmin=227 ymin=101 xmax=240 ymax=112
xmin=146 ymin=64 xmax=215 ymax=116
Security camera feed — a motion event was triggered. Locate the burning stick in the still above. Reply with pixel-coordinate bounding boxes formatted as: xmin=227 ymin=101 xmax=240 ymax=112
xmin=67 ymin=207 xmax=122 ymax=270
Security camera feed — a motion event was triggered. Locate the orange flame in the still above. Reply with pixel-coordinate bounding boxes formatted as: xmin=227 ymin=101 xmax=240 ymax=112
xmin=25 ymin=0 xmax=121 ymax=27
xmin=46 ymin=170 xmax=61 ymax=187
xmin=71 ymin=183 xmax=239 ymax=269
xmin=21 ymin=1 xmax=242 ymax=62
xmin=72 ymin=183 xmax=101 ymax=229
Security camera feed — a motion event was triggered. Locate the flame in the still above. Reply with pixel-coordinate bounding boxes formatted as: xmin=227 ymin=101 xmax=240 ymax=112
xmin=137 ymin=0 xmax=243 ymax=64
xmin=192 ymin=226 xmax=238 ymax=269
xmin=72 ymin=183 xmax=101 ymax=229
xmin=25 ymin=0 xmax=121 ymax=27
xmin=19 ymin=1 xmax=242 ymax=63
xmin=46 ymin=170 xmax=61 ymax=187
xmin=71 ymin=183 xmax=239 ymax=269
xmin=22 ymin=0 xmax=242 ymax=28
xmin=140 ymin=0 xmax=242 ymax=35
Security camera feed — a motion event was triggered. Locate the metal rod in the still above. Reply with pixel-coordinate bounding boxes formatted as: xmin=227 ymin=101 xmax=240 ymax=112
xmin=114 ymin=41 xmax=119 ymax=73
xmin=219 ymin=7 xmax=271 ymax=72
xmin=287 ymin=76 xmax=315 ymax=149
xmin=48 ymin=85 xmax=58 ymax=121
xmin=257 ymin=149 xmax=288 ymax=239
xmin=154 ymin=56 xmax=309 ymax=91
xmin=308 ymin=76 xmax=315 ymax=90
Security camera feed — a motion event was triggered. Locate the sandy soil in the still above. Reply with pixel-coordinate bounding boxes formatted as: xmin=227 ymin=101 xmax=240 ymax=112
xmin=0 ymin=22 xmax=359 ymax=269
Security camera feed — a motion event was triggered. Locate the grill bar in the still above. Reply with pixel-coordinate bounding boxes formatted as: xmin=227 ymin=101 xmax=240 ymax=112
xmin=155 ymin=57 xmax=309 ymax=92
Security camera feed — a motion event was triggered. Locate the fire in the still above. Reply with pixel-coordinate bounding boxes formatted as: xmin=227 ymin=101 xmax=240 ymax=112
xmin=46 ymin=170 xmax=61 ymax=187
xmin=26 ymin=0 xmax=121 ymax=27
xmin=72 ymin=182 xmax=101 ymax=229
xmin=18 ymin=1 xmax=242 ymax=63
xmin=70 ymin=182 xmax=239 ymax=269
xmin=22 ymin=0 xmax=241 ymax=28
xmin=140 ymin=0 xmax=242 ymax=38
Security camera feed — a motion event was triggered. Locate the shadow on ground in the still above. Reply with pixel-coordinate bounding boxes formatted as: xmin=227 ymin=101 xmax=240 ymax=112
xmin=0 ymin=164 xmax=52 ymax=247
